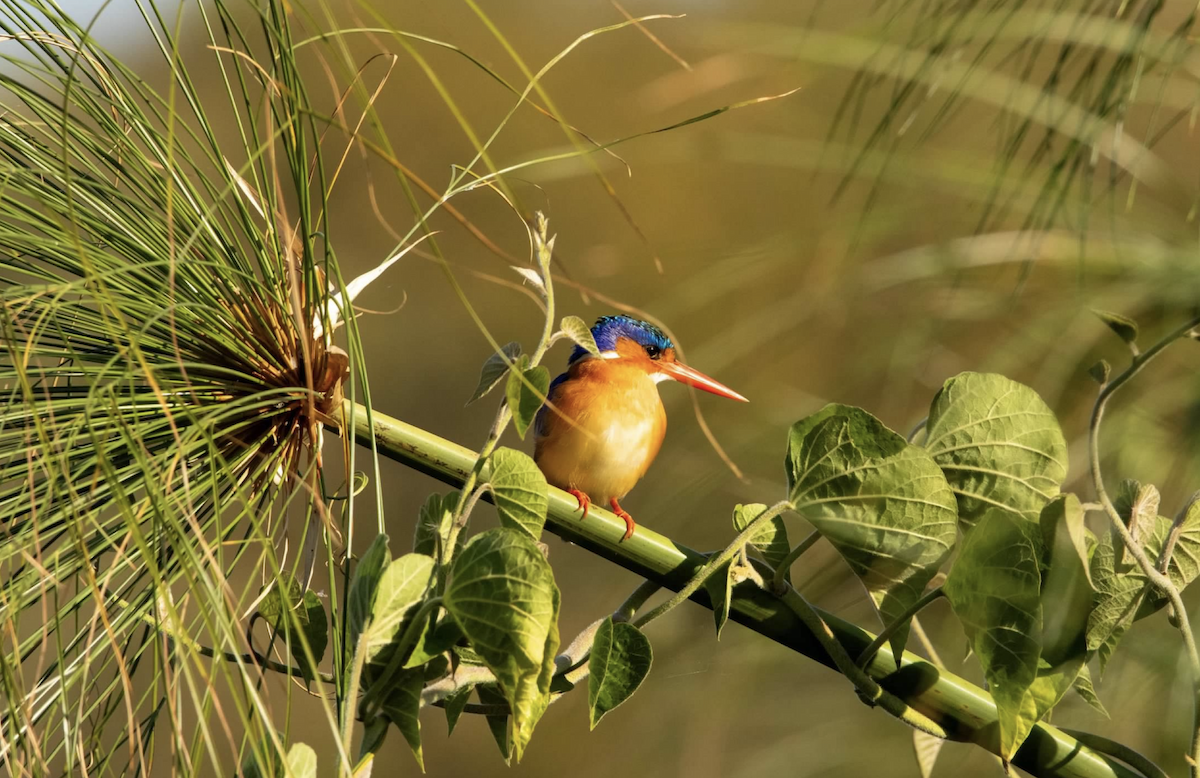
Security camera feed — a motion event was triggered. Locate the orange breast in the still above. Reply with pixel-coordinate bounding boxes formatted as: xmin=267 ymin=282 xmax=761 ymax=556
xmin=533 ymin=361 xmax=666 ymax=503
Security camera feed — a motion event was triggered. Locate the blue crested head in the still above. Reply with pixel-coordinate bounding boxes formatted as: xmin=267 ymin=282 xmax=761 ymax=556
xmin=569 ymin=315 xmax=673 ymax=364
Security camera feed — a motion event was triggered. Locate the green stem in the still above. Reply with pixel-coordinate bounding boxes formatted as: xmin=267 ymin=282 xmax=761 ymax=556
xmin=856 ymin=587 xmax=945 ymax=669
xmin=343 ymin=403 xmax=1146 ymax=778
xmin=1057 ymin=729 xmax=1169 ymax=778
xmin=771 ymin=529 xmax=820 ymax=593
xmin=1088 ymin=314 xmax=1200 ymax=778
xmin=614 ymin=579 xmax=661 ymax=622
xmin=777 ymin=584 xmax=947 ymax=738
xmin=633 ymin=501 xmax=793 ymax=628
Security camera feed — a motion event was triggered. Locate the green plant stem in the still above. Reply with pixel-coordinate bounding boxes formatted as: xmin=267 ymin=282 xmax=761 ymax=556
xmin=614 ymin=580 xmax=661 ymax=622
xmin=855 ymin=587 xmax=945 ymax=669
xmin=771 ymin=529 xmax=820 ymax=593
xmin=343 ymin=402 xmax=1145 ymax=778
xmin=339 ymin=631 xmax=370 ymax=778
xmin=777 ymin=584 xmax=946 ymax=738
xmin=1057 ymin=729 xmax=1170 ymax=778
xmin=633 ymin=500 xmax=793 ymax=628
xmin=1088 ymin=314 xmax=1200 ymax=778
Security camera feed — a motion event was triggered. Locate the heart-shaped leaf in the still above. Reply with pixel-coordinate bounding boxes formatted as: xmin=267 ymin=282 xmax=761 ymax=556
xmin=468 ymin=342 xmax=522 ymax=404
xmin=477 ymin=684 xmax=512 ymax=764
xmin=362 ymin=554 xmax=435 ymax=663
xmin=588 ymin=618 xmax=653 ymax=729
xmin=413 ymin=492 xmax=456 ymax=557
xmin=944 ymin=508 xmax=1042 ymax=761
xmin=506 ymin=361 xmax=550 ymax=440
xmin=559 ymin=315 xmax=600 ymax=357
xmin=348 ymin=535 xmax=391 ymax=646
xmin=444 ymin=529 xmax=560 ymax=761
xmin=443 ymin=685 xmax=473 ymax=735
xmin=489 ymin=448 xmax=548 ymax=539
xmin=704 ymin=561 xmax=735 ymax=640
xmin=786 ymin=404 xmax=957 ymax=658
xmin=284 ymin=743 xmax=317 ymax=778
xmin=1073 ymin=666 xmax=1109 ymax=718
xmin=733 ymin=503 xmax=791 ymax=574
xmin=380 ymin=668 xmax=425 ymax=771
xmin=924 ymin=372 xmax=1068 ymax=526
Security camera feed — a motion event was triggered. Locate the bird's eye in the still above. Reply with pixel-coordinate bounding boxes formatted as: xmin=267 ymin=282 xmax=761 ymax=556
xmin=645 ymin=345 xmax=661 ymax=360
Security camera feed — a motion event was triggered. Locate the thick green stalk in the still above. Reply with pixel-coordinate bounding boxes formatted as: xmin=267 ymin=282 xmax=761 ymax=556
xmin=345 ymin=402 xmax=1142 ymax=778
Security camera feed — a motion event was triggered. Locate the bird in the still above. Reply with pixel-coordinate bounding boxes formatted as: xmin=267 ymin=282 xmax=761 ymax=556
xmin=533 ymin=315 xmax=747 ymax=541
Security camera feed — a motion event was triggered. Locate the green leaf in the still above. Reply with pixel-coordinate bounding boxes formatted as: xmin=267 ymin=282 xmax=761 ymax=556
xmin=362 ymin=554 xmax=435 ymax=663
xmin=404 ymin=615 xmax=464 ymax=669
xmin=1038 ymin=494 xmax=1094 ymax=665
xmin=944 ymin=508 xmax=1042 ymax=761
xmin=476 ymin=684 xmax=512 ymax=764
xmin=444 ymin=528 xmax=560 ymax=761
xmin=732 ymin=503 xmax=791 ymax=573
xmin=1073 ymin=665 xmax=1110 ymax=718
xmin=1114 ymin=480 xmax=1159 ymax=566
xmin=703 ymin=561 xmax=735 ymax=640
xmin=444 ymin=686 xmax=472 ymax=735
xmin=467 ymin=341 xmax=522 ymax=404
xmin=380 ymin=668 xmax=425 ymax=771
xmin=283 ymin=743 xmax=316 ymax=778
xmin=413 ymin=492 xmax=456 ymax=557
xmin=588 ymin=618 xmax=653 ymax=729
xmin=489 ymin=447 xmax=549 ymax=539
xmin=1087 ymin=496 xmax=1200 ymax=671
xmin=559 ymin=315 xmax=600 ymax=356
xmin=257 ymin=574 xmax=327 ymax=682
xmin=924 ymin=372 xmax=1068 ymax=526
xmin=1092 ymin=309 xmax=1139 ymax=345
xmin=912 ymin=729 xmax=944 ymax=778
xmin=349 ymin=535 xmax=391 ymax=646
xmin=786 ymin=404 xmax=957 ymax=659
xmin=505 ymin=361 xmax=550 ymax=440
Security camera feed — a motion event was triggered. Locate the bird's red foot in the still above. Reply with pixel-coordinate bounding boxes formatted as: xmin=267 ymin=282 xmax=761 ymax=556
xmin=568 ymin=488 xmax=591 ymax=521
xmin=609 ymin=498 xmax=636 ymax=542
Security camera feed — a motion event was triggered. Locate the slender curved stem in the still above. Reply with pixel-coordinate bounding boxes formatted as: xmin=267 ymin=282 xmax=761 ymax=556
xmin=633 ymin=501 xmax=792 ymax=628
xmin=777 ymin=585 xmax=947 ymax=738
xmin=614 ymin=579 xmax=661 ymax=622
xmin=1088 ymin=314 xmax=1200 ymax=777
xmin=856 ymin=587 xmax=945 ymax=669
xmin=771 ymin=529 xmax=820 ymax=593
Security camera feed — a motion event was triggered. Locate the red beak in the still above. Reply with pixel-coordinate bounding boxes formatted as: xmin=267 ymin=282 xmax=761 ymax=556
xmin=658 ymin=361 xmax=748 ymax=402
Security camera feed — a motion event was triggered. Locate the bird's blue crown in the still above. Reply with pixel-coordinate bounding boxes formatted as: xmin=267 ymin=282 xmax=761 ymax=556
xmin=569 ymin=315 xmax=673 ymax=364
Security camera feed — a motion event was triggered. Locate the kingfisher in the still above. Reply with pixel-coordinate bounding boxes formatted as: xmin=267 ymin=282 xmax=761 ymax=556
xmin=533 ymin=315 xmax=747 ymax=541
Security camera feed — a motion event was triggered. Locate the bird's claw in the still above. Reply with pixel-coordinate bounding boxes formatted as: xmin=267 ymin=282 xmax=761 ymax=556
xmin=568 ymin=488 xmax=591 ymax=521
xmin=609 ymin=498 xmax=636 ymax=542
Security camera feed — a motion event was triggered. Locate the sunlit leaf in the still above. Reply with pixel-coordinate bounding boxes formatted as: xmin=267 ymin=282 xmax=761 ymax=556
xmin=511 ymin=266 xmax=547 ymax=296
xmin=506 ymin=361 xmax=551 ymax=440
xmin=912 ymin=729 xmax=944 ymax=778
xmin=380 ymin=668 xmax=425 ymax=771
xmin=1073 ymin=666 xmax=1110 ymax=719
xmin=284 ymin=743 xmax=317 ymax=778
xmin=559 ymin=315 xmax=601 ymax=356
xmin=1091 ymin=309 xmax=1139 ymax=346
xmin=1038 ymin=494 xmax=1093 ymax=664
xmin=588 ymin=618 xmax=653 ymax=729
xmin=1113 ymin=480 xmax=1159 ymax=566
xmin=944 ymin=508 xmax=1042 ymax=761
xmin=363 ymin=554 xmax=436 ymax=663
xmin=786 ymin=404 xmax=957 ymax=658
xmin=404 ymin=615 xmax=464 ymax=669
xmin=467 ymin=342 xmax=523 ymax=405
xmin=924 ymin=372 xmax=1067 ymax=525
xmin=732 ymin=503 xmax=791 ymax=573
xmin=349 ymin=535 xmax=392 ymax=646
xmin=489 ymin=448 xmax=549 ymax=539
xmin=444 ymin=529 xmax=560 ymax=761
xmin=414 ymin=492 xmax=456 ymax=557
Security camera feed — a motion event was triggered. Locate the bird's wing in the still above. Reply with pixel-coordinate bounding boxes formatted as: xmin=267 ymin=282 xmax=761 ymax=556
xmin=534 ymin=371 xmax=571 ymax=440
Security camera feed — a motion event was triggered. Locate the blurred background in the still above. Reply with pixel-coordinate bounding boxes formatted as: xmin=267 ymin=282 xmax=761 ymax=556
xmin=61 ymin=0 xmax=1200 ymax=775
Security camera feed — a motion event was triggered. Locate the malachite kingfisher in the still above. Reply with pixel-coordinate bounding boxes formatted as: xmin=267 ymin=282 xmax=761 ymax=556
xmin=533 ymin=315 xmax=748 ymax=542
